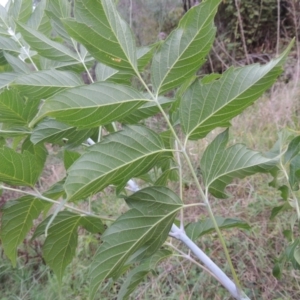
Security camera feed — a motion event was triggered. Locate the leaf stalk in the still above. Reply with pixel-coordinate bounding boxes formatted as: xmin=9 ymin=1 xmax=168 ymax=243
xmin=0 ymin=185 xmax=115 ymax=221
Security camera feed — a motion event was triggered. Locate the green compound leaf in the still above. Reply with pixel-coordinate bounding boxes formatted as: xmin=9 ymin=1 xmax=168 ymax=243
xmin=0 ymin=196 xmax=46 ymax=266
xmin=41 ymin=58 xmax=94 ymax=73
xmin=294 ymin=245 xmax=300 ymax=266
xmin=95 ymin=62 xmax=121 ymax=82
xmin=30 ymin=82 xmax=149 ymax=128
xmin=0 ymin=89 xmax=29 ymax=125
xmin=0 ymin=72 xmax=19 ymax=89
xmin=22 ymin=136 xmax=47 ymax=176
xmin=0 ymin=36 xmax=21 ymax=53
xmin=80 ymin=215 xmax=105 ymax=234
xmin=201 ymin=129 xmax=278 ymax=198
xmin=94 ymin=46 xmax=157 ymax=84
xmin=285 ymin=238 xmax=300 ymax=270
xmin=289 ymin=154 xmax=300 ymax=191
xmin=30 ymin=118 xmax=94 ymax=146
xmin=45 ymin=0 xmax=72 ymax=40
xmin=0 ymin=51 xmax=7 ymax=66
xmin=0 ymin=147 xmax=42 ymax=186
xmin=46 ymin=0 xmax=71 ymax=19
xmin=42 ymin=212 xmax=88 ymax=282
xmin=12 ymin=70 xmax=83 ymax=100
xmin=185 ymin=216 xmax=250 ymax=241
xmin=42 ymin=180 xmax=66 ymax=201
xmin=272 ymin=262 xmax=282 ymax=279
xmin=33 ymin=211 xmax=105 ymax=282
xmin=0 ymin=125 xmax=31 ymax=138
xmin=180 ymin=42 xmax=293 ymax=140
xmin=27 ymin=0 xmax=52 ymax=37
xmin=62 ymin=0 xmax=137 ymax=73
xmin=89 ymin=186 xmax=182 ymax=299
xmin=63 ymin=150 xmax=81 ymax=170
xmin=16 ymin=21 xmax=78 ymax=62
xmin=284 ymin=136 xmax=300 ymax=164
xmin=270 ymin=203 xmax=291 ymax=220
xmin=95 ymin=63 xmax=132 ymax=85
xmin=33 ymin=210 xmax=104 ymax=239
xmin=137 ymin=44 xmax=158 ymax=71
xmin=4 ymin=51 xmax=32 ymax=74
xmin=33 ymin=211 xmax=74 ymax=239
xmin=120 ymin=96 xmax=174 ymax=124
xmin=117 ymin=249 xmax=172 ymax=300
xmin=65 ymin=125 xmax=170 ymax=201
xmin=9 ymin=0 xmax=32 ymax=23
xmin=151 ymin=0 xmax=220 ymax=95
xmin=30 ymin=118 xmax=78 ymax=144
xmin=154 ymin=168 xmax=178 ymax=186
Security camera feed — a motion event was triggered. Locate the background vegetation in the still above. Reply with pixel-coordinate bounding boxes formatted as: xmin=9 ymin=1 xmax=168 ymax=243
xmin=0 ymin=0 xmax=300 ymax=299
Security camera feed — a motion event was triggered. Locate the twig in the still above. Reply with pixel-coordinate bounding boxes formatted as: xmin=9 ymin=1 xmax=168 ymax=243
xmin=169 ymin=224 xmax=250 ymax=300
xmin=129 ymin=0 xmax=133 ymax=29
xmin=1 ymin=185 xmax=115 ymax=222
xmin=234 ymin=0 xmax=250 ymax=64
xmin=175 ymin=140 xmax=184 ymax=229
xmin=276 ymin=0 xmax=281 ymax=55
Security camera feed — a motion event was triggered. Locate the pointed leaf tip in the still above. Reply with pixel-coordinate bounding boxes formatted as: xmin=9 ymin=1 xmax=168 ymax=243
xmin=62 ymin=0 xmax=137 ymax=73
xmin=117 ymin=249 xmax=172 ymax=300
xmin=151 ymin=0 xmax=221 ymax=94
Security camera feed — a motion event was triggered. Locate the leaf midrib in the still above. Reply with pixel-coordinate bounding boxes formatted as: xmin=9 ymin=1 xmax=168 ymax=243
xmin=12 ymin=200 xmax=39 ymax=251
xmin=0 ymin=97 xmax=27 ymax=123
xmin=205 ymin=150 xmax=276 ymax=187
xmin=75 ymin=1 xmax=137 ymax=71
xmin=155 ymin=1 xmax=219 ymax=94
xmin=17 ymin=22 xmax=79 ymax=61
xmin=92 ymin=205 xmax=180 ymax=281
xmin=46 ymin=217 xmax=81 ymax=278
xmin=45 ymin=98 xmax=148 ymax=111
xmin=187 ymin=66 xmax=277 ymax=138
xmin=68 ymin=149 xmax=166 ymax=200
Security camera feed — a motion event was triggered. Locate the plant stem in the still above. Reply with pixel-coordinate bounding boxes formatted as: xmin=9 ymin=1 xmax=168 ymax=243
xmin=170 ymin=224 xmax=250 ymax=300
xmin=6 ymin=26 xmax=39 ymax=71
xmin=280 ymin=160 xmax=300 ymax=219
xmin=181 ymin=146 xmax=242 ymax=292
xmin=0 ymin=130 xmax=31 ymax=134
xmin=44 ymin=198 xmax=68 ymax=237
xmin=276 ymin=0 xmax=280 ymax=56
xmin=129 ymin=0 xmax=133 ymax=29
xmin=134 ymin=70 xmax=243 ymax=295
xmin=122 ymin=175 xmax=244 ymax=297
xmin=183 ymin=203 xmax=206 ymax=208
xmin=0 ymin=185 xmax=115 ymax=221
xmin=72 ymin=38 xmax=94 ymax=83
xmin=234 ymin=0 xmax=250 ymax=64
xmin=175 ymin=140 xmax=184 ymax=229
